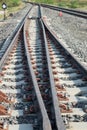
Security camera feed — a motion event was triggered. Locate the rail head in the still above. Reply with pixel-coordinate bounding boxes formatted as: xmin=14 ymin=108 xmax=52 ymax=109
xmin=23 ymin=18 xmax=52 ymax=130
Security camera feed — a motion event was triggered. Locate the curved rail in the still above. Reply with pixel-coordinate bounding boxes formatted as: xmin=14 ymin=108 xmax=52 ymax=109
xmin=40 ymin=4 xmax=87 ymax=130
xmin=41 ymin=18 xmax=87 ymax=75
xmin=39 ymin=5 xmax=66 ymax=130
xmin=40 ymin=15 xmax=87 ymax=130
xmin=40 ymin=19 xmax=66 ymax=130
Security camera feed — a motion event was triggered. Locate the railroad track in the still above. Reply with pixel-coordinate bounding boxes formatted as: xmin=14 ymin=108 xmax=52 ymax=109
xmin=41 ymin=4 xmax=87 ymax=19
xmin=24 ymin=5 xmax=87 ymax=130
xmin=0 ymin=4 xmax=87 ymax=130
xmin=29 ymin=2 xmax=87 ymax=19
xmin=0 ymin=29 xmax=49 ymax=130
xmin=25 ymin=18 xmax=62 ymax=130
xmin=44 ymin=27 xmax=87 ymax=130
xmin=0 ymin=6 xmax=51 ymax=130
xmin=41 ymin=8 xmax=87 ymax=130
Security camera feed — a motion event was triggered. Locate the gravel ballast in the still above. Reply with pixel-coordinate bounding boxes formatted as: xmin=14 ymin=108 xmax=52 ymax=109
xmin=0 ymin=4 xmax=32 ymax=47
xmin=42 ymin=7 xmax=87 ymax=66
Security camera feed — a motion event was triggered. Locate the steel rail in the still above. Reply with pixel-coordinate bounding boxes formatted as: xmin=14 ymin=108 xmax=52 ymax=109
xmin=54 ymin=6 xmax=87 ymax=15
xmin=28 ymin=2 xmax=87 ymax=19
xmin=39 ymin=6 xmax=66 ymax=130
xmin=0 ymin=6 xmax=33 ymax=70
xmin=40 ymin=3 xmax=87 ymax=75
xmin=41 ymin=19 xmax=66 ymax=130
xmin=41 ymin=17 xmax=87 ymax=75
xmin=27 ymin=5 xmax=60 ymax=129
xmin=23 ymin=18 xmax=52 ymax=130
xmin=41 ymin=4 xmax=87 ymax=19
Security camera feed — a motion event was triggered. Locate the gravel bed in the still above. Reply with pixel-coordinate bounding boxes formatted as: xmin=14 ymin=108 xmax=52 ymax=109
xmin=42 ymin=7 xmax=87 ymax=66
xmin=0 ymin=4 xmax=32 ymax=47
xmin=29 ymin=5 xmax=39 ymax=18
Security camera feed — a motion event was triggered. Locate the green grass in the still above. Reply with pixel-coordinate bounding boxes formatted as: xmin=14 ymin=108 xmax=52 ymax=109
xmin=0 ymin=0 xmax=25 ymax=19
xmin=56 ymin=0 xmax=87 ymax=9
xmin=30 ymin=0 xmax=54 ymax=4
xmin=0 ymin=0 xmax=21 ymax=8
xmin=28 ymin=0 xmax=87 ymax=10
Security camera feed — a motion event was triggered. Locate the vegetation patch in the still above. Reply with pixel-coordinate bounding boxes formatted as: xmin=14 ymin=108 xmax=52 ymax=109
xmin=0 ymin=0 xmax=21 ymax=8
xmin=0 ymin=0 xmax=25 ymax=19
xmin=28 ymin=0 xmax=87 ymax=10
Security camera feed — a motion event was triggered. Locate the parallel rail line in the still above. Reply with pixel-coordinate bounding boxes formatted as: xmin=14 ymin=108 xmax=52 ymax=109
xmin=0 ymin=5 xmax=51 ymax=130
xmin=24 ymin=17 xmax=55 ymax=130
xmin=24 ymin=17 xmax=51 ymax=130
